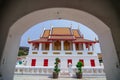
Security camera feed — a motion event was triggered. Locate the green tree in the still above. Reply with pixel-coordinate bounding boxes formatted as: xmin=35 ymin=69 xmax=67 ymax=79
xmin=54 ymin=58 xmax=60 ymax=73
xmin=18 ymin=50 xmax=28 ymax=56
xmin=76 ymin=61 xmax=83 ymax=73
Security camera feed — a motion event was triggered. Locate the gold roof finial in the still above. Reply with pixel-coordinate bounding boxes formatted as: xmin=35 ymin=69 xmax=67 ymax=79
xmin=95 ymin=37 xmax=99 ymax=42
xmin=78 ymin=24 xmax=80 ymax=30
xmin=28 ymin=37 xmax=30 ymax=41
xmin=50 ymin=24 xmax=53 ymax=28
xmin=95 ymin=37 xmax=97 ymax=41
xmin=70 ymin=23 xmax=72 ymax=29
xmin=81 ymin=34 xmax=84 ymax=38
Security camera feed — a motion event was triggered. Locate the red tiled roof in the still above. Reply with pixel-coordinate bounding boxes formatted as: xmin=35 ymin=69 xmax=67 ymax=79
xmin=73 ymin=38 xmax=98 ymax=43
xmin=28 ymin=38 xmax=51 ymax=43
xmin=42 ymin=30 xmax=50 ymax=37
xmin=51 ymin=27 xmax=72 ymax=35
xmin=28 ymin=27 xmax=99 ymax=43
xmin=72 ymin=29 xmax=81 ymax=37
xmin=48 ymin=35 xmax=75 ymax=40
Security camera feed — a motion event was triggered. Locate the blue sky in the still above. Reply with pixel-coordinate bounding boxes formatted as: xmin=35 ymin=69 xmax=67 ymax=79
xmin=20 ymin=19 xmax=101 ymax=53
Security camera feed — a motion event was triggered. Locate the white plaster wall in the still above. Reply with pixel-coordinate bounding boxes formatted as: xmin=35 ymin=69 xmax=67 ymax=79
xmin=99 ymin=30 xmax=119 ymax=80
xmin=1 ymin=8 xmax=119 ymax=80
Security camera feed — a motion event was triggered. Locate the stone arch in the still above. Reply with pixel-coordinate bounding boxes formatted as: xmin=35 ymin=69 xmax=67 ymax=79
xmin=1 ymin=8 xmax=119 ymax=80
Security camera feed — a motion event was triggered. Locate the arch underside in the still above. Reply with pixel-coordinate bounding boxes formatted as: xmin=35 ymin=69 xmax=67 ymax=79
xmin=1 ymin=8 xmax=119 ymax=80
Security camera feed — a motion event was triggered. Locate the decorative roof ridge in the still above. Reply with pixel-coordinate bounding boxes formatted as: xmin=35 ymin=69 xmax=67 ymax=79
xmin=72 ymin=29 xmax=79 ymax=30
xmin=51 ymin=27 xmax=70 ymax=28
xmin=74 ymin=38 xmax=99 ymax=43
xmin=44 ymin=29 xmax=50 ymax=30
xmin=40 ymin=37 xmax=48 ymax=38
xmin=48 ymin=38 xmax=76 ymax=40
xmin=50 ymin=34 xmax=74 ymax=36
xmin=75 ymin=37 xmax=81 ymax=38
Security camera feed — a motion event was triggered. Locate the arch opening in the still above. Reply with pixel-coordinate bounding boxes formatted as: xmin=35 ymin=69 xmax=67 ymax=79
xmin=15 ymin=19 xmax=103 ymax=79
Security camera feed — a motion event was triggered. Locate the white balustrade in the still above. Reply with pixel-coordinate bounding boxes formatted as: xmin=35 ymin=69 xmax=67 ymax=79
xmin=15 ymin=66 xmax=54 ymax=75
xmin=14 ymin=66 xmax=105 ymax=77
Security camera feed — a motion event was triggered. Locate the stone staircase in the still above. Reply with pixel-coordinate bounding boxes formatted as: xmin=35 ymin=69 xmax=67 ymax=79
xmin=59 ymin=70 xmax=73 ymax=78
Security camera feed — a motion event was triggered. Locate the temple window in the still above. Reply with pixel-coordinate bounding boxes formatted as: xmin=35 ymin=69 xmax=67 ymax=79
xmin=53 ymin=52 xmax=60 ymax=54
xmin=42 ymin=43 xmax=50 ymax=50
xmin=77 ymin=52 xmax=83 ymax=54
xmin=53 ymin=40 xmax=61 ymax=50
xmin=65 ymin=52 xmax=72 ymax=54
xmin=42 ymin=52 xmax=48 ymax=54
xmin=32 ymin=52 xmax=38 ymax=54
xmin=88 ymin=52 xmax=93 ymax=55
xmin=64 ymin=41 xmax=72 ymax=50
xmin=75 ymin=43 xmax=83 ymax=50
xmin=32 ymin=43 xmax=39 ymax=50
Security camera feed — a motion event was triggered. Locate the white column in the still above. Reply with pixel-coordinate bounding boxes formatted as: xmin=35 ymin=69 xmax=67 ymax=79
xmin=73 ymin=43 xmax=76 ymax=51
xmin=39 ymin=43 xmax=42 ymax=52
xmin=49 ymin=43 xmax=52 ymax=51
xmin=61 ymin=40 xmax=64 ymax=51
xmin=91 ymin=44 xmax=94 ymax=51
xmin=92 ymin=44 xmax=98 ymax=56
xmin=49 ymin=43 xmax=52 ymax=55
xmin=83 ymin=43 xmax=87 ymax=55
xmin=92 ymin=44 xmax=95 ymax=51
xmin=90 ymin=45 xmax=93 ymax=51
xmin=29 ymin=43 xmax=33 ymax=55
xmin=83 ymin=43 xmax=86 ymax=51
xmin=73 ymin=43 xmax=76 ymax=55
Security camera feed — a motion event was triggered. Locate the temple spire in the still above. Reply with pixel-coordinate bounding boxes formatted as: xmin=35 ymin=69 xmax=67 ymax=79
xmin=50 ymin=24 xmax=53 ymax=35
xmin=78 ymin=25 xmax=82 ymax=37
xmin=28 ymin=37 xmax=30 ymax=41
xmin=95 ymin=37 xmax=99 ymax=42
xmin=50 ymin=24 xmax=53 ymax=28
xmin=95 ymin=37 xmax=97 ymax=41
xmin=81 ymin=34 xmax=84 ymax=38
xmin=40 ymin=26 xmax=45 ymax=37
xmin=78 ymin=24 xmax=80 ymax=30
xmin=70 ymin=23 xmax=72 ymax=29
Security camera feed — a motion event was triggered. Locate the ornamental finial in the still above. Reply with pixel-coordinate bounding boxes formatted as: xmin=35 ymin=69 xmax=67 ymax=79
xmin=95 ymin=37 xmax=97 ymax=41
xmin=28 ymin=37 xmax=30 ymax=41
xmin=70 ymin=23 xmax=72 ymax=29
xmin=78 ymin=25 xmax=80 ymax=30
xmin=50 ymin=24 xmax=53 ymax=28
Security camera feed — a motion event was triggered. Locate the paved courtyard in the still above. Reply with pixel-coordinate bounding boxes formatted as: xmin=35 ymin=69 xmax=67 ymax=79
xmin=14 ymin=74 xmax=106 ymax=80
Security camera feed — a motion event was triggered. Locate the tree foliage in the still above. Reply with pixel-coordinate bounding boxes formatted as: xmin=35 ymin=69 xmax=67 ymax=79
xmin=76 ymin=61 xmax=83 ymax=73
xmin=54 ymin=58 xmax=60 ymax=73
xmin=18 ymin=50 xmax=28 ymax=56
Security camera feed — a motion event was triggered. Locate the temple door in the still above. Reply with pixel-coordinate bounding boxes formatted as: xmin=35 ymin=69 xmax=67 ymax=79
xmin=90 ymin=59 xmax=95 ymax=67
xmin=44 ymin=59 xmax=48 ymax=66
xmin=31 ymin=59 xmax=36 ymax=66
xmin=67 ymin=59 xmax=72 ymax=67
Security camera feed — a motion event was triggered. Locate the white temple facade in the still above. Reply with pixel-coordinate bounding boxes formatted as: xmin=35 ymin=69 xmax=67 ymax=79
xmin=26 ymin=27 xmax=100 ymax=70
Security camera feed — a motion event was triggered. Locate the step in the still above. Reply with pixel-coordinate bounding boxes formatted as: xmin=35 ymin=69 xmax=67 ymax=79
xmin=59 ymin=71 xmax=72 ymax=78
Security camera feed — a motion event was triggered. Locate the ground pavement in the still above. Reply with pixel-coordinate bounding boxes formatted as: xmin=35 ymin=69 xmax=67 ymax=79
xmin=14 ymin=74 xmax=106 ymax=80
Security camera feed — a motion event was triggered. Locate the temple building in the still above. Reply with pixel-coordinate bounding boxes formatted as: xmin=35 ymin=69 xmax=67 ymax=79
xmin=26 ymin=27 xmax=100 ymax=69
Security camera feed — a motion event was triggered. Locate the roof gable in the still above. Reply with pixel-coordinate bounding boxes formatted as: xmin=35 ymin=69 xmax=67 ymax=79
xmin=42 ymin=30 xmax=50 ymax=37
xmin=72 ymin=29 xmax=81 ymax=37
xmin=51 ymin=27 xmax=72 ymax=35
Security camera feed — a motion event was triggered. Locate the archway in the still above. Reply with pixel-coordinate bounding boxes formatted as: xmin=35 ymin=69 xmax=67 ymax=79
xmin=1 ymin=8 xmax=119 ymax=80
